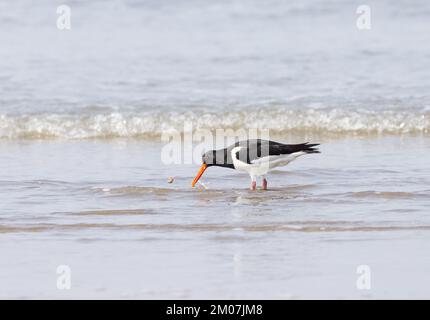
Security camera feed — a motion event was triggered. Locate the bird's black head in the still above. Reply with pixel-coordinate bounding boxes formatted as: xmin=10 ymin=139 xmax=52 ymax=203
xmin=202 ymin=149 xmax=234 ymax=168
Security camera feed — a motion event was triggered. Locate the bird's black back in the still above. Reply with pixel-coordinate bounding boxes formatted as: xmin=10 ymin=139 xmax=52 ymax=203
xmin=229 ymin=139 xmax=320 ymax=165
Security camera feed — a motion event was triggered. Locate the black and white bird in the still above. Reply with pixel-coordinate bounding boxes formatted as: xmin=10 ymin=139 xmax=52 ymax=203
xmin=192 ymin=139 xmax=320 ymax=190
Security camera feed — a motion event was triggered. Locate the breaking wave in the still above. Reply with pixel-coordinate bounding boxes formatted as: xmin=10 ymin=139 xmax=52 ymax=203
xmin=0 ymin=108 xmax=429 ymax=139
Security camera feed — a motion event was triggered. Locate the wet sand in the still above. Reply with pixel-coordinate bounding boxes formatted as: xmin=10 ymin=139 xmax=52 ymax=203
xmin=1 ymin=136 xmax=429 ymax=299
xmin=1 ymin=0 xmax=430 ymax=299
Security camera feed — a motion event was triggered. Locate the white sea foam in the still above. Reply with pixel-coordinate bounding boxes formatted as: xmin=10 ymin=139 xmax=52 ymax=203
xmin=0 ymin=108 xmax=429 ymax=139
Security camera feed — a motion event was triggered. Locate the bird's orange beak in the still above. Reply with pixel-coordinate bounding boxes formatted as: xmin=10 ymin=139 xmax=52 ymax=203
xmin=192 ymin=164 xmax=207 ymax=187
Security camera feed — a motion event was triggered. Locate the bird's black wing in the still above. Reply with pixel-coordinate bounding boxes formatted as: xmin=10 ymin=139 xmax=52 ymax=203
xmin=232 ymin=139 xmax=319 ymax=164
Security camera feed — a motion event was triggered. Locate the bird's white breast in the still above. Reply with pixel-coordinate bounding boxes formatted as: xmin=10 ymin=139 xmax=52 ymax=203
xmin=231 ymin=146 xmax=270 ymax=177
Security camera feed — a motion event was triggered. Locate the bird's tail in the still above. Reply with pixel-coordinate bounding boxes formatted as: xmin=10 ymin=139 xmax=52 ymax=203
xmin=287 ymin=142 xmax=320 ymax=154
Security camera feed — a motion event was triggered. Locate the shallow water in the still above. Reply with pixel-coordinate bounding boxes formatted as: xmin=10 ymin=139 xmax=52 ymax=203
xmin=1 ymin=0 xmax=430 ymax=299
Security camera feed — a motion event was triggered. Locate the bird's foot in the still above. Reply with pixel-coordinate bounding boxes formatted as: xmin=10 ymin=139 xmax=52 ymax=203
xmin=250 ymin=181 xmax=257 ymax=190
xmin=262 ymin=178 xmax=268 ymax=190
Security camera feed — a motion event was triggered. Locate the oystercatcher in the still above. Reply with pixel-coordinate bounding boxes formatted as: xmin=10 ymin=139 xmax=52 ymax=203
xmin=192 ymin=139 xmax=320 ymax=190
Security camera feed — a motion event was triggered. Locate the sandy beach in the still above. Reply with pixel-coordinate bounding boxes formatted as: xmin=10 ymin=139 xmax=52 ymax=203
xmin=1 ymin=0 xmax=430 ymax=299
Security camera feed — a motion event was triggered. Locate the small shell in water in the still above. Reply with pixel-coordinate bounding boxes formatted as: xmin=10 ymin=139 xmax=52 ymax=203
xmin=167 ymin=177 xmax=174 ymax=184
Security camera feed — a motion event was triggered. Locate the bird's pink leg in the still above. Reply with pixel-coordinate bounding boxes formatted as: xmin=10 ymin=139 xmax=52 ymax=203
xmin=262 ymin=178 xmax=268 ymax=190
xmin=250 ymin=180 xmax=257 ymax=191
